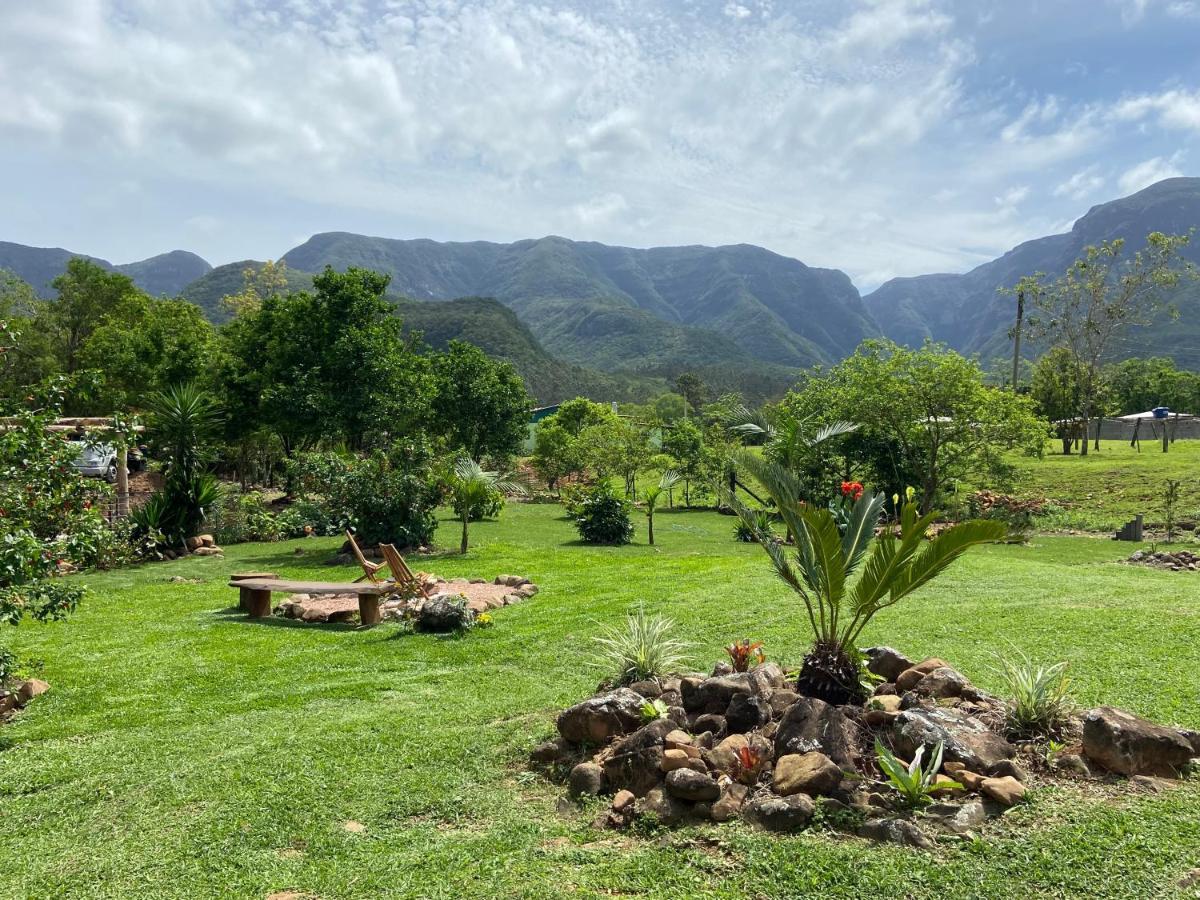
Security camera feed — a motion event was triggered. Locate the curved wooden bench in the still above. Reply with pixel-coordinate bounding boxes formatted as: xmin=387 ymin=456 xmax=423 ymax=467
xmin=228 ymin=578 xmax=397 ymax=625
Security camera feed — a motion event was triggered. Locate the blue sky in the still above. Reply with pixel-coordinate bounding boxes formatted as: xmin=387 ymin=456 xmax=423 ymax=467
xmin=3 ymin=0 xmax=1200 ymax=290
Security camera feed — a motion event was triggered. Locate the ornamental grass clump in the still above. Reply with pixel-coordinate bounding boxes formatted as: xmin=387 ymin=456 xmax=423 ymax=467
xmin=993 ymin=647 xmax=1075 ymax=739
xmin=726 ymin=453 xmax=1007 ymax=705
xmin=593 ymin=606 xmax=690 ymax=685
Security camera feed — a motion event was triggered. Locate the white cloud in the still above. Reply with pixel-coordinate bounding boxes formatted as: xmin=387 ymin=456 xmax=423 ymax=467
xmin=1053 ymin=165 xmax=1106 ymax=200
xmin=1113 ymin=89 xmax=1200 ymax=131
xmin=572 ymin=193 xmax=629 ymax=227
xmin=1118 ymin=153 xmax=1185 ymax=193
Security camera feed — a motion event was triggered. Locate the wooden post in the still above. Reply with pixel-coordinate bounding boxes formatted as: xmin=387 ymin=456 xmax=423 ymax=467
xmin=116 ymin=444 xmax=130 ymax=518
xmin=246 ymin=588 xmax=273 ymax=618
xmin=231 ymin=572 xmax=278 ymax=612
xmin=358 ymin=593 xmax=381 ymax=626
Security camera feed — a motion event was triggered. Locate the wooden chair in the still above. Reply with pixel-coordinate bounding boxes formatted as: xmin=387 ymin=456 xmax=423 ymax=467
xmin=346 ymin=530 xmax=387 ymax=583
xmin=379 ymin=543 xmax=433 ymax=599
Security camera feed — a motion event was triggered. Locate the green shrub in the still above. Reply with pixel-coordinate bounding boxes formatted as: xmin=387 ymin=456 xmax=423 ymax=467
xmin=275 ymin=499 xmax=340 ymax=538
xmin=210 ymin=491 xmax=285 ymax=545
xmin=573 ymin=481 xmax=634 ymax=545
xmin=593 ymin=606 xmax=690 ymax=684
xmin=994 ymin=648 xmax=1074 ymax=739
xmin=875 ymin=738 xmax=957 ymax=808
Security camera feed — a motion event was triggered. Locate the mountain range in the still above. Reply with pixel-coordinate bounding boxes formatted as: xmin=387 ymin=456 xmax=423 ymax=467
xmin=4 ymin=177 xmax=1200 ymax=400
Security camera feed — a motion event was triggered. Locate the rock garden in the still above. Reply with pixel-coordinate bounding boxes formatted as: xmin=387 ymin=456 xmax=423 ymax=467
xmin=533 ymin=647 xmax=1200 ymax=848
xmin=1125 ymin=548 xmax=1200 ymax=571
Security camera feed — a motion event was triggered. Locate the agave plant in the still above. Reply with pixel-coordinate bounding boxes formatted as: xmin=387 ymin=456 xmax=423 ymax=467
xmin=727 ymin=453 xmax=1007 ymax=704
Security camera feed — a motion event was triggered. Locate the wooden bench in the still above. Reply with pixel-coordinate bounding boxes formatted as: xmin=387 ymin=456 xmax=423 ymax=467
xmin=228 ymin=578 xmax=397 ymax=625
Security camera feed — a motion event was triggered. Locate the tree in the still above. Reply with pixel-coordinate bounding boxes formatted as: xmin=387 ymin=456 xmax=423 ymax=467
xmin=674 ymin=372 xmax=707 ymax=418
xmin=1030 ymin=347 xmax=1087 ymax=454
xmin=446 ymin=457 xmax=525 ymax=554
xmin=643 ymin=470 xmax=680 ymax=545
xmin=582 ymin=417 xmax=653 ymax=497
xmin=220 ymin=260 xmax=291 ymax=318
xmin=44 ymin=259 xmax=142 ymax=374
xmin=530 ymin=421 xmax=584 ymax=495
xmin=145 ymin=382 xmax=224 ymax=544
xmin=782 ymin=341 xmax=1048 ymax=511
xmin=1104 ymin=357 xmax=1199 ymax=415
xmin=662 ymin=419 xmax=705 ymax=506
xmin=551 ymin=397 xmax=618 ymax=436
xmin=1028 ymin=232 xmax=1194 ymax=455
xmin=431 ymin=341 xmax=530 ymax=461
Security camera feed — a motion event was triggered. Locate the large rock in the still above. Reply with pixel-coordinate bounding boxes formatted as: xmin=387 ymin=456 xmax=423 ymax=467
xmin=925 ymin=798 xmax=987 ymax=834
xmin=725 ymin=694 xmax=770 ymax=734
xmin=742 ymin=793 xmax=815 ymax=832
xmin=857 ymin=817 xmax=934 ymax=849
xmin=602 ymin=718 xmax=674 ymax=796
xmin=16 ymin=679 xmax=50 ymax=704
xmin=664 ymin=768 xmax=720 ymax=802
xmin=891 ymin=707 xmax=1014 ymax=772
xmin=773 ymin=752 xmax=842 ymax=797
xmin=416 ymin=596 xmax=476 ymax=632
xmin=711 ymin=783 xmax=750 ymax=822
xmin=980 ymin=775 xmax=1026 ymax=806
xmin=1082 ymin=707 xmax=1197 ymax=777
xmin=568 ymin=763 xmax=605 ymax=798
xmin=913 ymin=666 xmax=972 ymax=699
xmin=682 ymin=671 xmax=772 ymax=714
xmin=635 ymin=787 xmax=688 ymax=825
xmin=773 ymin=697 xmax=859 ymax=769
xmin=557 ymin=688 xmax=646 ymax=744
xmin=708 ymin=734 xmax=750 ymax=774
xmin=863 ymin=647 xmax=914 ymax=683
xmin=895 ymin=658 xmax=949 ymax=692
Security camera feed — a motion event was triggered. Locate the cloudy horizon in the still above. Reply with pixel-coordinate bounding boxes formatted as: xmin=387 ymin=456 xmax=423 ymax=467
xmin=4 ymin=0 xmax=1200 ymax=292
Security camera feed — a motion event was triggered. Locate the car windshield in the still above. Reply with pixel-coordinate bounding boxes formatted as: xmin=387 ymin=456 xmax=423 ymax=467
xmin=72 ymin=443 xmax=112 ymax=465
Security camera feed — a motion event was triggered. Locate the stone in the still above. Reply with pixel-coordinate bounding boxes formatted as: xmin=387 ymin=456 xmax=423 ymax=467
xmin=943 ymin=761 xmax=966 ymax=776
xmin=708 ymin=734 xmax=750 ymax=774
xmin=685 ymin=758 xmax=709 ymax=774
xmin=690 ymin=802 xmax=714 ymax=822
xmin=612 ymin=789 xmax=636 ymax=812
xmin=635 ymin=787 xmax=687 ymax=826
xmin=557 ymin=688 xmax=646 ymax=744
xmin=661 ymin=749 xmax=691 ymax=772
xmin=928 ymin=774 xmax=964 ymax=796
xmin=692 ymin=713 xmax=726 ymax=736
xmin=895 ymin=658 xmax=950 ymax=692
xmin=987 ymin=759 xmax=1030 ymax=782
xmin=664 ymin=729 xmax=692 ymax=748
xmin=752 ymin=661 xmax=789 ymax=689
xmin=711 ymin=783 xmax=749 ymax=822
xmin=664 ymin=768 xmax=720 ymax=802
xmin=980 ymin=775 xmax=1026 ymax=806
xmin=867 ymin=694 xmax=903 ymax=713
xmin=857 ymin=817 xmax=934 ymax=849
xmin=342 ymin=820 xmax=366 ymax=833
xmin=1082 ymin=706 xmax=1197 ymax=777
xmin=725 ymin=694 xmax=770 ymax=734
xmin=417 ymin=596 xmax=477 ymax=633
xmin=0 ymin=692 xmax=16 ymax=715
xmin=743 ymin=792 xmax=815 ymax=832
xmin=517 ymin=583 xmax=539 ymax=597
xmin=1179 ymin=869 xmax=1200 ymax=890
xmin=628 ymin=680 xmax=663 ymax=699
xmin=16 ymin=679 xmax=50 ymax=704
xmin=773 ymin=697 xmax=858 ymax=769
xmin=863 ymin=646 xmax=915 ymax=683
xmin=1181 ymin=729 xmax=1200 ymax=756
xmin=1052 ymin=753 xmax=1091 ymax=776
xmin=773 ymin=752 xmax=842 ymax=797
xmin=914 ymin=666 xmax=971 ymax=699
xmin=683 ymin=672 xmax=772 ymax=714
xmin=1129 ymin=774 xmax=1178 ymax=793
xmin=602 ymin=719 xmax=675 ymax=796
xmin=891 ymin=707 xmax=1014 ymax=773
xmin=768 ymin=690 xmax=801 ymax=718
xmin=530 ymin=738 xmax=570 ymax=764
xmin=568 ymin=762 xmax=605 ymax=798
xmin=926 ymin=798 xmax=986 ymax=834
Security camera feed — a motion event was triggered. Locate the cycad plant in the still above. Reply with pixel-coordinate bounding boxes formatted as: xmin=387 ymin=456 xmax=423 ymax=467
xmin=447 ymin=457 xmax=525 ymax=554
xmin=727 ymin=454 xmax=1006 ymax=704
xmin=643 ymin=470 xmax=680 ymax=546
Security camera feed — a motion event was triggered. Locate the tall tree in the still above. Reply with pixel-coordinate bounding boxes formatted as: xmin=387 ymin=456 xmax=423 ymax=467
xmin=1030 ymin=347 xmax=1087 ymax=454
xmin=674 ymin=372 xmax=707 ymax=418
xmin=44 ymin=259 xmax=142 ymax=374
xmin=1028 ymin=232 xmax=1194 ymax=455
xmin=431 ymin=340 xmax=530 ymax=461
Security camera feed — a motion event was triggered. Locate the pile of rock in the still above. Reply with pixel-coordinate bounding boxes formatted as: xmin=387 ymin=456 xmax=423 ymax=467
xmin=185 ymin=534 xmax=223 ymax=557
xmin=275 ymin=574 xmax=538 ymax=628
xmin=532 ymin=647 xmax=1200 ymax=848
xmin=1126 ymin=548 xmax=1199 ymax=571
xmin=0 ymin=678 xmax=50 ymax=722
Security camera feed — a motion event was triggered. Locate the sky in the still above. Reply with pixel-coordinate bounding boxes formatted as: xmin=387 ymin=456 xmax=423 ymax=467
xmin=3 ymin=0 xmax=1200 ymax=292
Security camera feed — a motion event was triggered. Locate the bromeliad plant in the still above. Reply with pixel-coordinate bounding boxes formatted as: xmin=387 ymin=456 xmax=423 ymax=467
xmin=725 ymin=639 xmax=766 ymax=672
xmin=727 ymin=454 xmax=1007 ymax=705
xmin=875 ymin=739 xmax=957 ymax=808
xmin=593 ymin=605 xmax=691 ymax=685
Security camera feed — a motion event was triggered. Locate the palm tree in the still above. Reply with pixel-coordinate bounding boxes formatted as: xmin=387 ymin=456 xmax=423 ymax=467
xmin=726 ymin=452 xmax=1006 ymax=705
xmin=448 ymin=457 xmax=525 ymax=554
xmin=643 ymin=470 xmax=680 ymax=546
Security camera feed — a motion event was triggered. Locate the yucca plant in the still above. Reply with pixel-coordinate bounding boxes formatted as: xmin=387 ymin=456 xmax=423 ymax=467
xmin=875 ymin=738 xmax=957 ymax=808
xmin=643 ymin=470 xmax=680 ymax=546
xmin=593 ymin=605 xmax=691 ymax=685
xmin=727 ymin=453 xmax=1007 ymax=704
xmin=993 ymin=647 xmax=1074 ymax=739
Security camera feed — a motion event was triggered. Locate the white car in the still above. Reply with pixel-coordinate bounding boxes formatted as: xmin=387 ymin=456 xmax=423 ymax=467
xmin=69 ymin=441 xmax=120 ymax=482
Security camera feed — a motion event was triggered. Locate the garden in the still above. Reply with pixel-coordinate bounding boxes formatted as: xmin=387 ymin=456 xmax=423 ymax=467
xmin=2 ymin=243 xmax=1200 ymax=898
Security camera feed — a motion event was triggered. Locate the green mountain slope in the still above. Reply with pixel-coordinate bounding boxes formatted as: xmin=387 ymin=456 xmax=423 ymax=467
xmin=864 ymin=177 xmax=1200 ymax=368
xmin=178 ymin=261 xmax=315 ymax=321
xmin=114 ymin=251 xmax=212 ymax=296
xmin=0 ymin=242 xmax=212 ymax=299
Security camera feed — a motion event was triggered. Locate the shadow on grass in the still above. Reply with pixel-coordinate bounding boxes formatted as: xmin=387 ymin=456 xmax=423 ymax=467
xmin=208 ymin=606 xmax=362 ymax=633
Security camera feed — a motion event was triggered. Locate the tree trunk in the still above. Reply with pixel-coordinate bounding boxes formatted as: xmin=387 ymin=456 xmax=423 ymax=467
xmin=648 ymin=512 xmax=655 ymax=545
xmin=1011 ymin=289 xmax=1024 ymax=391
xmin=460 ymin=516 xmax=469 ymax=554
xmin=1079 ymin=416 xmax=1090 ymax=456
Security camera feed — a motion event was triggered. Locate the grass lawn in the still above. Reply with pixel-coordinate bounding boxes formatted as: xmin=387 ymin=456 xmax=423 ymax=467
xmin=2 ymin=502 xmax=1199 ymax=899
xmin=1007 ymin=438 xmax=1200 ymax=533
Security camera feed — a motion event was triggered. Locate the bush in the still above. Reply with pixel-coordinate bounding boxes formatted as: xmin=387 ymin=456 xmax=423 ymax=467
xmin=288 ymin=451 xmax=439 ymax=548
xmin=209 ymin=491 xmax=286 ymax=545
xmin=275 ymin=499 xmax=340 ymax=538
xmin=593 ymin=606 xmax=690 ymax=684
xmin=994 ymin=648 xmax=1074 ymax=739
xmin=573 ymin=481 xmax=634 ymax=545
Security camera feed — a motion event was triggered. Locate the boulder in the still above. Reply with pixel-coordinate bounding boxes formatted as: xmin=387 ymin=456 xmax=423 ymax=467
xmin=980 ymin=775 xmax=1026 ymax=806
xmin=752 ymin=661 xmax=789 ymax=689
xmin=987 ymin=759 xmax=1029 ymax=782
xmin=768 ymin=690 xmax=801 ymax=718
xmin=683 ymin=672 xmax=772 ymax=714
xmin=773 ymin=752 xmax=842 ymax=797
xmin=913 ymin=666 xmax=971 ymax=699
xmin=773 ymin=697 xmax=858 ymax=769
xmin=602 ymin=718 xmax=675 ymax=796
xmin=16 ymin=679 xmax=50 ymax=704
xmin=692 ymin=713 xmax=727 ymax=736
xmin=891 ymin=708 xmax=1014 ymax=773
xmin=725 ymin=694 xmax=770 ymax=734
xmin=628 ymin=680 xmax=663 ymax=699
xmin=568 ymin=763 xmax=605 ymax=798
xmin=416 ymin=596 xmax=477 ymax=633
xmin=708 ymin=734 xmax=750 ymax=774
xmin=925 ymin=798 xmax=986 ymax=834
xmin=612 ymin=789 xmax=636 ymax=812
xmin=895 ymin=658 xmax=950 ymax=692
xmin=635 ymin=787 xmax=687 ymax=826
xmin=1082 ymin=706 xmax=1197 ymax=777
xmin=711 ymin=783 xmax=749 ymax=822
xmin=557 ymin=688 xmax=646 ymax=744
xmin=863 ymin=646 xmax=914 ymax=683
xmin=857 ymin=817 xmax=934 ymax=849
xmin=742 ymin=793 xmax=815 ymax=832
xmin=661 ymin=749 xmax=691 ymax=772
xmin=530 ymin=737 xmax=570 ymax=764
xmin=664 ymin=769 xmax=720 ymax=802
